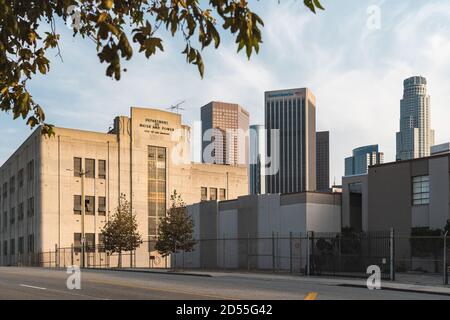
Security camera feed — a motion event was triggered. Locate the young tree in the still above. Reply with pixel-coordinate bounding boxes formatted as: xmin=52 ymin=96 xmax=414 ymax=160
xmin=101 ymin=194 xmax=143 ymax=267
xmin=155 ymin=190 xmax=196 ymax=259
xmin=0 ymin=1 xmax=324 ymax=133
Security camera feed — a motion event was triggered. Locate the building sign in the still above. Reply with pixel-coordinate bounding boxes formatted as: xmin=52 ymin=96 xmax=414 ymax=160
xmin=267 ymin=90 xmax=304 ymax=99
xmin=139 ymin=118 xmax=175 ymax=136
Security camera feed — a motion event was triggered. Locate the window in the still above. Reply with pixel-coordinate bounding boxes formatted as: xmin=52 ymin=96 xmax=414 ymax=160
xmin=201 ymin=187 xmax=208 ymax=201
xmin=9 ymin=176 xmax=15 ymax=194
xmin=27 ymin=160 xmax=34 ymax=181
xmin=73 ymin=195 xmax=82 ymax=215
xmin=18 ymin=237 xmax=24 ymax=254
xmin=3 ymin=241 xmax=7 ymax=256
xmin=10 ymin=239 xmax=15 ymax=255
xmin=98 ymin=196 xmax=106 ymax=216
xmin=98 ymin=160 xmax=106 ymax=179
xmin=27 ymin=235 xmax=34 ymax=253
xmin=2 ymin=212 xmax=6 ymax=230
xmin=74 ymin=233 xmax=82 ymax=253
xmin=27 ymin=197 xmax=34 ymax=217
xmin=18 ymin=203 xmax=24 ymax=221
xmin=219 ymin=188 xmax=226 ymax=201
xmin=10 ymin=207 xmax=15 ymax=225
xmin=85 ymin=196 xmax=95 ymax=215
xmin=85 ymin=159 xmax=95 ymax=178
xmin=98 ymin=234 xmax=105 ymax=252
xmin=210 ymin=188 xmax=217 ymax=201
xmin=2 ymin=182 xmax=7 ymax=199
xmin=85 ymin=233 xmax=95 ymax=253
xmin=413 ymin=175 xmax=430 ymax=206
xmin=18 ymin=169 xmax=24 ymax=188
xmin=73 ymin=157 xmax=82 ymax=177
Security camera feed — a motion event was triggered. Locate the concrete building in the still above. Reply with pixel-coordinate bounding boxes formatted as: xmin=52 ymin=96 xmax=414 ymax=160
xmin=0 ymin=107 xmax=248 ymax=266
xmin=201 ymin=101 xmax=250 ymax=166
xmin=430 ymin=143 xmax=450 ymax=156
xmin=342 ymin=153 xmax=450 ymax=233
xmin=344 ymin=145 xmax=384 ymax=177
xmin=176 ymin=192 xmax=341 ymax=270
xmin=316 ymin=131 xmax=330 ymax=191
xmin=396 ymin=76 xmax=435 ymax=161
xmin=249 ymin=125 xmax=266 ymax=195
xmin=265 ymin=88 xmax=316 ymax=194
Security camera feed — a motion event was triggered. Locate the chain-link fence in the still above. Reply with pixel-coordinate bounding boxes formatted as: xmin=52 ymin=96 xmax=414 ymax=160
xmin=5 ymin=231 xmax=450 ymax=284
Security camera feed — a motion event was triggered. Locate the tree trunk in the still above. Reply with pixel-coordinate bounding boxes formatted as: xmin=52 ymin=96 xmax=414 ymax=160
xmin=118 ymin=250 xmax=122 ymax=268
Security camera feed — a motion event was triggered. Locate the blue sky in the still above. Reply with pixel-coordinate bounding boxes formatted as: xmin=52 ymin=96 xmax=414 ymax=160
xmin=2 ymin=0 xmax=450 ymax=184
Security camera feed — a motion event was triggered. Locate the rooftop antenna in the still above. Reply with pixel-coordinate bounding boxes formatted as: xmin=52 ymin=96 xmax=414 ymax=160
xmin=167 ymin=100 xmax=186 ymax=114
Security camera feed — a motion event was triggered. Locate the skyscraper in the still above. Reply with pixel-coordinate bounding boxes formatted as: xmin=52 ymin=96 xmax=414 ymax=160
xmin=201 ymin=102 xmax=250 ymax=165
xmin=345 ymin=145 xmax=384 ymax=176
xmin=249 ymin=125 xmax=266 ymax=195
xmin=316 ymin=131 xmax=330 ymax=191
xmin=396 ymin=76 xmax=435 ymax=161
xmin=265 ymin=88 xmax=316 ymax=194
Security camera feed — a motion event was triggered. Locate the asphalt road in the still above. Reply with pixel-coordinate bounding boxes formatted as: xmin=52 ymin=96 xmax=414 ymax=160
xmin=0 ymin=267 xmax=448 ymax=300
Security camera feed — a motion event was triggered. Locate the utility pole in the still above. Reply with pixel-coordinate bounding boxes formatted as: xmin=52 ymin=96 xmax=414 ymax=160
xmin=81 ymin=169 xmax=86 ymax=269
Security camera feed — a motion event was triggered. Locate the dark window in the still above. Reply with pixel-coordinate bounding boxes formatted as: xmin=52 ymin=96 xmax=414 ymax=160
xmin=210 ymin=188 xmax=217 ymax=201
xmin=3 ymin=241 xmax=7 ymax=256
xmin=18 ymin=169 xmax=24 ymax=188
xmin=219 ymin=188 xmax=226 ymax=201
xmin=2 ymin=182 xmax=7 ymax=199
xmin=27 ymin=235 xmax=34 ymax=253
xmin=74 ymin=158 xmax=82 ymax=177
xmin=2 ymin=212 xmax=6 ymax=230
xmin=98 ymin=196 xmax=106 ymax=216
xmin=74 ymin=233 xmax=82 ymax=253
xmin=10 ymin=239 xmax=15 ymax=255
xmin=98 ymin=160 xmax=106 ymax=179
xmin=86 ymin=233 xmax=95 ymax=253
xmin=27 ymin=160 xmax=34 ymax=181
xmin=85 ymin=159 xmax=95 ymax=178
xmin=85 ymin=196 xmax=95 ymax=215
xmin=98 ymin=234 xmax=105 ymax=252
xmin=9 ymin=176 xmax=15 ymax=194
xmin=18 ymin=237 xmax=24 ymax=254
xmin=10 ymin=207 xmax=15 ymax=225
xmin=74 ymin=195 xmax=82 ymax=215
xmin=201 ymin=187 xmax=207 ymax=201
xmin=27 ymin=198 xmax=34 ymax=217
xmin=18 ymin=203 xmax=24 ymax=221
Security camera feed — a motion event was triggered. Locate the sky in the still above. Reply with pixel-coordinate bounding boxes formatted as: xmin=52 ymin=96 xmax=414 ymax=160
xmin=1 ymin=0 xmax=450 ymax=184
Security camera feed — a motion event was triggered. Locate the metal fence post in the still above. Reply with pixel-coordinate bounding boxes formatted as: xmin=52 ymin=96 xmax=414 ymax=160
xmin=71 ymin=244 xmax=74 ymax=266
xmin=289 ymin=232 xmax=293 ymax=274
xmin=306 ymin=231 xmax=310 ymax=276
xmin=272 ymin=231 xmax=275 ymax=273
xmin=222 ymin=233 xmax=226 ymax=270
xmin=247 ymin=233 xmax=250 ymax=271
xmin=390 ymin=228 xmax=395 ymax=281
xmin=444 ymin=231 xmax=448 ymax=285
xmin=55 ymin=244 xmax=58 ymax=268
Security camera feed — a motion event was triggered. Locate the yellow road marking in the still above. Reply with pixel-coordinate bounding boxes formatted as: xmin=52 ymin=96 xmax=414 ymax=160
xmin=304 ymin=292 xmax=318 ymax=300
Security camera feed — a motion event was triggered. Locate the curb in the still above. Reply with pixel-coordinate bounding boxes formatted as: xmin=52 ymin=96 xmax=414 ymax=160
xmin=95 ymin=268 xmax=213 ymax=278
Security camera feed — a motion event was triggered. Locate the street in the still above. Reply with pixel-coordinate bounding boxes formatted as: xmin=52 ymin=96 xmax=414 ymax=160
xmin=0 ymin=267 xmax=448 ymax=300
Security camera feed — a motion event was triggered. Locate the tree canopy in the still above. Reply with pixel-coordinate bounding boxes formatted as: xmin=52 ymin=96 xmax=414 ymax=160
xmin=155 ymin=190 xmax=196 ymax=257
xmin=0 ymin=0 xmax=324 ymax=134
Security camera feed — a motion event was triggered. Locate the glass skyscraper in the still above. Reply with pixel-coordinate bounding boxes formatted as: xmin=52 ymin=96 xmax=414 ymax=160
xmin=345 ymin=145 xmax=384 ymax=176
xmin=396 ymin=76 xmax=435 ymax=161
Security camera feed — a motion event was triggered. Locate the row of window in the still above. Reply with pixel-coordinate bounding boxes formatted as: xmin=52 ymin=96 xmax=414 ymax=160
xmin=1 ymin=198 xmax=34 ymax=229
xmin=73 ymin=233 xmax=104 ymax=252
xmin=201 ymin=187 xmax=227 ymax=201
xmin=0 ymin=160 xmax=34 ymax=201
xmin=73 ymin=195 xmax=106 ymax=216
xmin=1 ymin=235 xmax=34 ymax=256
xmin=73 ymin=158 xmax=106 ymax=179
xmin=412 ymin=175 xmax=430 ymax=206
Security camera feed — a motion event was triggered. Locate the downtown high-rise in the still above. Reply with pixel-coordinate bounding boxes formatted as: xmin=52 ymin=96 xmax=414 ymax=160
xmin=396 ymin=76 xmax=435 ymax=161
xmin=265 ymin=88 xmax=316 ymax=194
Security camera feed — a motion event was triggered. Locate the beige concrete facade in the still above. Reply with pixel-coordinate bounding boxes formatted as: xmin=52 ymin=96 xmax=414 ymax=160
xmin=0 ymin=107 xmax=248 ymax=266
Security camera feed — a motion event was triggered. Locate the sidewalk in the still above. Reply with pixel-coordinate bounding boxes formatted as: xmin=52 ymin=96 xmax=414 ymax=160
xmin=99 ymin=267 xmax=450 ymax=296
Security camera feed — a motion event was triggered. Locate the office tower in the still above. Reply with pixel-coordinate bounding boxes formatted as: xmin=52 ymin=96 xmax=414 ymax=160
xmin=249 ymin=125 xmax=266 ymax=194
xmin=201 ymin=102 xmax=250 ymax=165
xmin=316 ymin=131 xmax=330 ymax=191
xmin=265 ymin=88 xmax=316 ymax=194
xmin=396 ymin=76 xmax=435 ymax=161
xmin=345 ymin=145 xmax=384 ymax=176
